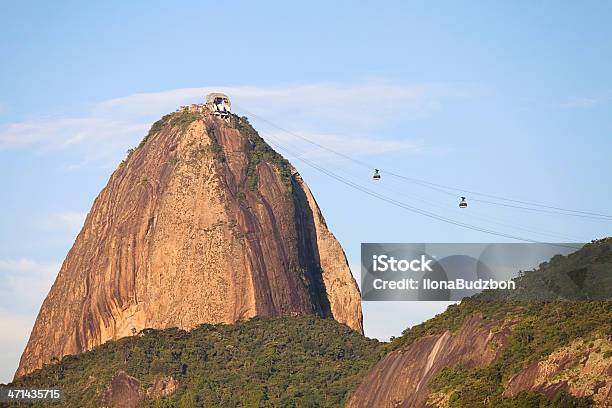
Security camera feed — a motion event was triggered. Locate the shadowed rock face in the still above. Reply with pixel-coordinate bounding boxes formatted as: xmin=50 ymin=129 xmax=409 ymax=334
xmin=346 ymin=315 xmax=511 ymax=408
xmin=99 ymin=371 xmax=144 ymax=408
xmin=16 ymin=112 xmax=362 ymax=377
xmin=348 ymin=311 xmax=611 ymax=407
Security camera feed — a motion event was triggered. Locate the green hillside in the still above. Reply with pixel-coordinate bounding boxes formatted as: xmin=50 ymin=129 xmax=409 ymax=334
xmin=408 ymin=300 xmax=609 ymax=407
xmin=8 ymin=316 xmax=383 ymax=407
xmin=392 ymin=239 xmax=612 ymax=351
xmin=389 ymin=239 xmax=612 ymax=407
xmin=7 ymin=239 xmax=611 ymax=407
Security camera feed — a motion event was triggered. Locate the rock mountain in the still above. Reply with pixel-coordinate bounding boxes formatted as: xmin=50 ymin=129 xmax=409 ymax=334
xmin=16 ymin=102 xmax=362 ymax=377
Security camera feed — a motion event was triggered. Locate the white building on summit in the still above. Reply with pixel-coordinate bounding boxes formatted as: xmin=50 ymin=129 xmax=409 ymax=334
xmin=205 ymin=92 xmax=231 ymax=118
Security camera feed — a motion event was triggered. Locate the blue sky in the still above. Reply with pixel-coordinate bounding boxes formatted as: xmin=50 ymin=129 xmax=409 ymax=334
xmin=1 ymin=1 xmax=611 ymax=382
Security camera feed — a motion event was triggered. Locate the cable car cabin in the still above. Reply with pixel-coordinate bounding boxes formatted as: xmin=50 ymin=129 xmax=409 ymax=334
xmin=373 ymin=169 xmax=381 ymax=180
xmin=459 ymin=197 xmax=468 ymax=208
xmin=205 ymin=92 xmax=231 ymax=118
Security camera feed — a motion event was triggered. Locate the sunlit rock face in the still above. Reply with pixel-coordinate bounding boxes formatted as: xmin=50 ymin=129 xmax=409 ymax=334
xmin=16 ymin=110 xmax=362 ymax=378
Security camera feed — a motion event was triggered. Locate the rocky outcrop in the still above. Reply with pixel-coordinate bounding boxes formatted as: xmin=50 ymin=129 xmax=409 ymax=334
xmin=346 ymin=315 xmax=512 ymax=408
xmin=98 ymin=372 xmax=179 ymax=408
xmin=348 ymin=312 xmax=611 ymax=408
xmin=16 ymin=110 xmax=362 ymax=377
xmin=503 ymin=337 xmax=612 ymax=407
xmin=99 ymin=371 xmax=145 ymax=408
xmin=147 ymin=376 xmax=180 ymax=400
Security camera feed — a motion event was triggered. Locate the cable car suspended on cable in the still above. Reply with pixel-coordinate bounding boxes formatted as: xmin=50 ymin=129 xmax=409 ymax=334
xmin=459 ymin=196 xmax=468 ymax=208
xmin=373 ymin=169 xmax=381 ymax=181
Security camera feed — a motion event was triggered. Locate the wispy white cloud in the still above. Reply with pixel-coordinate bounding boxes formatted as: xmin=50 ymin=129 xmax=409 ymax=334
xmin=96 ymin=81 xmax=471 ymax=127
xmin=0 ymin=117 xmax=146 ymax=149
xmin=263 ymin=130 xmax=419 ymax=159
xmin=0 ymin=81 xmax=470 ymax=165
xmin=558 ymin=92 xmax=612 ymax=109
xmin=0 ymin=116 xmax=149 ymax=172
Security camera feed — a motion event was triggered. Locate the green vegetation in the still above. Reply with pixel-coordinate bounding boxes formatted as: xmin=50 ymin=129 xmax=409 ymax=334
xmin=393 ymin=239 xmax=612 ymax=352
xmin=391 ymin=299 xmax=609 ymax=407
xmin=430 ymin=366 xmax=594 ymax=407
xmin=496 ymin=391 xmax=593 ymax=408
xmin=172 ymin=111 xmax=199 ymax=127
xmin=236 ymin=191 xmax=247 ymax=205
xmin=126 ymin=111 xmax=293 ymax=197
xmin=168 ymin=155 xmax=179 ymax=166
xmin=138 ymin=113 xmax=173 ymax=150
xmin=8 ymin=241 xmax=611 ymax=408
xmin=392 ymin=239 xmax=612 ymax=407
xmin=10 ymin=316 xmax=382 ymax=408
xmin=137 ymin=110 xmax=200 ymax=151
xmin=8 ymin=138 xmax=610 ymax=408
xmin=205 ymin=125 xmax=226 ymax=163
xmin=480 ymin=238 xmax=612 ymax=302
xmin=234 ymin=116 xmax=293 ymax=192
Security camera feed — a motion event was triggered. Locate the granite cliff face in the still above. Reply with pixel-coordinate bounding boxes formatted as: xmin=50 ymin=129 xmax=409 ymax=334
xmin=502 ymin=337 xmax=612 ymax=406
xmin=347 ymin=240 xmax=612 ymax=407
xmin=16 ymin=107 xmax=362 ymax=377
xmin=347 ymin=314 xmax=611 ymax=407
xmin=347 ymin=315 xmax=513 ymax=408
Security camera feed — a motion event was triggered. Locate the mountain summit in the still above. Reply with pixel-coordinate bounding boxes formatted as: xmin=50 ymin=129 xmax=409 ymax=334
xmin=16 ymin=95 xmax=362 ymax=377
